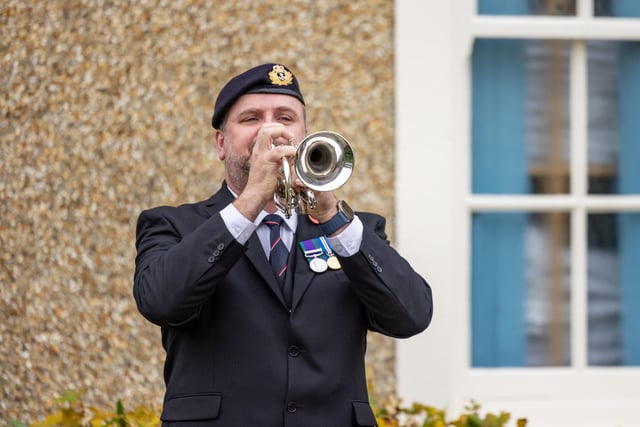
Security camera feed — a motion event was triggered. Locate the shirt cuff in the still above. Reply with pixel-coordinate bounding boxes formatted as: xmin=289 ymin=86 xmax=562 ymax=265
xmin=220 ymin=203 xmax=257 ymax=245
xmin=326 ymin=215 xmax=363 ymax=257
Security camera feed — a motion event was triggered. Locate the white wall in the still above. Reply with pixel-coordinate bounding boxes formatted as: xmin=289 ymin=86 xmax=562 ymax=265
xmin=394 ymin=0 xmax=463 ymax=410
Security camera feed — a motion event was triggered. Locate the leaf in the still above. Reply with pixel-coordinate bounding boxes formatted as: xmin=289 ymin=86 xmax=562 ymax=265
xmin=116 ymin=400 xmax=125 ymax=416
xmin=115 ymin=400 xmax=127 ymax=427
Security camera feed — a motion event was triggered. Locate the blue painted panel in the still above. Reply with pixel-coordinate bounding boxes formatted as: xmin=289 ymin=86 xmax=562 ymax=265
xmin=472 ymin=213 xmax=527 ymax=366
xmin=612 ymin=1 xmax=640 ymax=18
xmin=471 ymin=39 xmax=528 ymax=367
xmin=472 ymin=39 xmax=528 ymax=195
xmin=618 ymin=40 xmax=640 ymax=365
xmin=478 ymin=0 xmax=529 ymax=15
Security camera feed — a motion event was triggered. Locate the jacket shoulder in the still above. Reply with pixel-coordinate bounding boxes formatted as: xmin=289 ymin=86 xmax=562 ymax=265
xmin=137 ymin=186 xmax=231 ymax=222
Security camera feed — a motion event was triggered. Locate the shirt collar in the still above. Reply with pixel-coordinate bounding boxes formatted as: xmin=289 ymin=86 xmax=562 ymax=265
xmin=256 ymin=210 xmax=298 ymax=233
xmin=226 ymin=184 xmax=298 ymax=231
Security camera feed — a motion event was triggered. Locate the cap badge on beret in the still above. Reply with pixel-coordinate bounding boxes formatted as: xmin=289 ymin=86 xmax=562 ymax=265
xmin=269 ymin=65 xmax=294 ymax=86
xmin=211 ymin=63 xmax=304 ymax=129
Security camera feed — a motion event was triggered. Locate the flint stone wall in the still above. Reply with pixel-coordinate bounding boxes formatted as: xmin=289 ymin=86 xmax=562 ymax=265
xmin=1 ymin=1 xmax=396 ymax=422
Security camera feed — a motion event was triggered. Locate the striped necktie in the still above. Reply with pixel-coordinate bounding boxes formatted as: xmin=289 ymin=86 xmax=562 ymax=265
xmin=262 ymin=214 xmax=289 ymax=285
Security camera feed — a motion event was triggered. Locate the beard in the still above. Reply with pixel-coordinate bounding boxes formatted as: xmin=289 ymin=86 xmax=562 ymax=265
xmin=224 ymin=142 xmax=254 ymax=192
xmin=226 ymin=154 xmax=250 ymax=192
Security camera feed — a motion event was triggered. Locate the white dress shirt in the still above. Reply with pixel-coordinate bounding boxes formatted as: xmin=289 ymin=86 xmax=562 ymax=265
xmin=219 ymin=196 xmax=363 ymax=258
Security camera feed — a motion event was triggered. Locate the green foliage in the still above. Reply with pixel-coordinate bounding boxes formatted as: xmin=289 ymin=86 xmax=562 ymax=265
xmin=7 ymin=390 xmax=526 ymax=427
xmin=373 ymin=397 xmax=528 ymax=427
xmin=7 ymin=390 xmax=160 ymax=427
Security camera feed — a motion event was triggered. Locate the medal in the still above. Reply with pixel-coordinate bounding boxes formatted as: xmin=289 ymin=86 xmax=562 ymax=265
xmin=299 ymin=239 xmax=328 ymax=273
xmin=299 ymin=236 xmax=342 ymax=273
xmin=319 ymin=236 xmax=341 ymax=270
xmin=327 ymin=256 xmax=341 ymax=270
xmin=309 ymin=257 xmax=328 ymax=273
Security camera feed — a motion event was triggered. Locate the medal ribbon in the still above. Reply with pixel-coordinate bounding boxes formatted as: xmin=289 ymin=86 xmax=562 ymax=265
xmin=299 ymin=238 xmax=324 ymax=260
xmin=299 ymin=237 xmax=341 ymax=272
xmin=317 ymin=236 xmax=334 ymax=257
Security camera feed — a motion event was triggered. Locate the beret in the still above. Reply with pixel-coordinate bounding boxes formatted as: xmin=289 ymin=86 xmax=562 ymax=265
xmin=211 ymin=63 xmax=305 ymax=129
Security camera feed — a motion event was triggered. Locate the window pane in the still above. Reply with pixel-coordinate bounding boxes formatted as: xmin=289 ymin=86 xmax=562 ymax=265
xmin=478 ymin=0 xmax=576 ymax=15
xmin=595 ymin=0 xmax=640 ymax=17
xmin=473 ymin=39 xmax=570 ymax=195
xmin=587 ymin=40 xmax=640 ymax=195
xmin=471 ymin=212 xmax=571 ymax=367
xmin=587 ymin=41 xmax=618 ymax=194
xmin=588 ymin=213 xmax=640 ymax=366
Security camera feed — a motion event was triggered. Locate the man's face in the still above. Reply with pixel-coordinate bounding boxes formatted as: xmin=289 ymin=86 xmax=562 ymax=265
xmin=215 ymin=93 xmax=306 ymax=194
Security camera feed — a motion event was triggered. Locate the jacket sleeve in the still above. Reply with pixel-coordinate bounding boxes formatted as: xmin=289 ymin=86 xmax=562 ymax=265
xmin=340 ymin=213 xmax=433 ymax=338
xmin=132 ymin=207 xmax=246 ymax=327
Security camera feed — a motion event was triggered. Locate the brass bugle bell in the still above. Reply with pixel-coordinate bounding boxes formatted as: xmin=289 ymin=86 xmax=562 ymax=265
xmin=275 ymin=131 xmax=354 ymax=218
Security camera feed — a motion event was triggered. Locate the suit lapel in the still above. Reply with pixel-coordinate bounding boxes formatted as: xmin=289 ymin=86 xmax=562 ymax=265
xmin=204 ymin=182 xmax=235 ymax=211
xmin=290 ymin=214 xmax=323 ymax=311
xmin=205 ymin=183 xmax=289 ymax=307
xmin=204 ymin=184 xmax=323 ymax=311
xmin=244 ymin=232 xmax=289 ymax=308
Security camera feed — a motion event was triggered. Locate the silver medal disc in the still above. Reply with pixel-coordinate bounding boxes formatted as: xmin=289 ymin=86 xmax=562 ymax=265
xmin=309 ymin=257 xmax=328 ymax=273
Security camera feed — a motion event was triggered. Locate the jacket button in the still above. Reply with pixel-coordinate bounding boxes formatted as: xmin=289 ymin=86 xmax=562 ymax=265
xmin=288 ymin=346 xmax=300 ymax=357
xmin=207 ymin=256 xmax=215 ymax=263
xmin=217 ymin=243 xmax=225 ymax=250
xmin=287 ymin=401 xmax=297 ymax=413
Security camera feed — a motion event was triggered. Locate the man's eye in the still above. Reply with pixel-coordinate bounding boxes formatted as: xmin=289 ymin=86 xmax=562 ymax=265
xmin=278 ymin=116 xmax=293 ymax=122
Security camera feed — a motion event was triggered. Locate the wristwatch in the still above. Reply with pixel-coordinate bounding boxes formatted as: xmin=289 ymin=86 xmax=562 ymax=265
xmin=319 ymin=200 xmax=354 ymax=236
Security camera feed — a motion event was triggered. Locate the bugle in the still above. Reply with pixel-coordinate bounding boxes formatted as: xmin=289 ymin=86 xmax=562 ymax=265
xmin=275 ymin=130 xmax=354 ymax=218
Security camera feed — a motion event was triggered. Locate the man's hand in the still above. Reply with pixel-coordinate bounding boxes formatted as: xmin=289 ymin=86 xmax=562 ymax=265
xmin=306 ymin=189 xmax=338 ymax=224
xmin=233 ymin=124 xmax=296 ymax=220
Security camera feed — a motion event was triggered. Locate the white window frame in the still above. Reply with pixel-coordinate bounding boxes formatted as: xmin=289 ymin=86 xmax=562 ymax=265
xmin=395 ymin=1 xmax=640 ymax=425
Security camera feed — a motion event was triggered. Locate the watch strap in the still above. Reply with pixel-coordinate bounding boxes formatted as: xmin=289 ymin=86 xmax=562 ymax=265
xmin=319 ymin=201 xmax=354 ymax=236
xmin=319 ymin=210 xmax=351 ymax=236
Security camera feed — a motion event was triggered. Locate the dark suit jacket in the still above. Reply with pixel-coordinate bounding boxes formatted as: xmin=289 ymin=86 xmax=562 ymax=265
xmin=133 ymin=182 xmax=433 ymax=427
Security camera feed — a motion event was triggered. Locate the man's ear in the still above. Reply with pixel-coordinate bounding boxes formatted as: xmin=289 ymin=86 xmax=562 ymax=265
xmin=215 ymin=130 xmax=225 ymax=160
